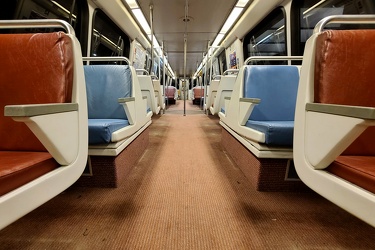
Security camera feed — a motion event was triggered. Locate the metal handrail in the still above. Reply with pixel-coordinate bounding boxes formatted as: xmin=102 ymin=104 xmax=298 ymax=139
xmin=0 ymin=19 xmax=75 ymax=36
xmin=314 ymin=15 xmax=375 ymax=34
xmin=82 ymin=56 xmax=131 ymax=65
xmin=223 ymin=69 xmax=240 ymax=75
xmin=150 ymin=75 xmax=159 ymax=80
xmin=244 ymin=56 xmax=303 ymax=65
xmin=136 ymin=69 xmax=149 ymax=75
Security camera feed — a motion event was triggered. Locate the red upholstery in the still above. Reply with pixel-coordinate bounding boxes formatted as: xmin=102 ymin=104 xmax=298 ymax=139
xmin=0 ymin=152 xmax=58 ymax=196
xmin=314 ymin=30 xmax=375 ymax=192
xmin=328 ymin=156 xmax=375 ymax=193
xmin=165 ymin=86 xmax=176 ymax=98
xmin=193 ymin=87 xmax=204 ymax=99
xmin=314 ymin=30 xmax=375 ymax=107
xmin=0 ymin=32 xmax=73 ymax=151
xmin=0 ymin=32 xmax=73 ymax=195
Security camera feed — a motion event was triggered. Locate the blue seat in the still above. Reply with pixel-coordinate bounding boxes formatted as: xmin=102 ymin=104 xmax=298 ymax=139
xmin=243 ymin=65 xmax=299 ymax=146
xmin=84 ymin=65 xmax=132 ymax=144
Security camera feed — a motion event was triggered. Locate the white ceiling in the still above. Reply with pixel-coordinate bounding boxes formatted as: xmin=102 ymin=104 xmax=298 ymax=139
xmin=136 ymin=0 xmax=238 ymax=77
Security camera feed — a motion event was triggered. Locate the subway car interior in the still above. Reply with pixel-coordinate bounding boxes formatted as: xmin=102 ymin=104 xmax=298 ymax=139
xmin=1 ymin=0 xmax=375 ymax=248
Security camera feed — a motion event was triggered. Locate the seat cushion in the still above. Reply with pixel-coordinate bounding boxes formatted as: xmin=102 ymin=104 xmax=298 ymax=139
xmin=328 ymin=156 xmax=375 ymax=194
xmin=88 ymin=119 xmax=129 ymax=144
xmin=245 ymin=120 xmax=294 ymax=146
xmin=0 ymin=151 xmax=59 ymax=196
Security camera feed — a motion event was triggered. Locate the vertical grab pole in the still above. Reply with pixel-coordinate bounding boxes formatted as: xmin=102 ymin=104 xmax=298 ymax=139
xmin=205 ymin=41 xmax=210 ymax=112
xmin=183 ymin=0 xmax=188 ymax=116
xmin=162 ymin=41 xmax=166 ymax=114
xmin=183 ymin=35 xmax=187 ymax=116
xmin=150 ymin=5 xmax=154 ymax=75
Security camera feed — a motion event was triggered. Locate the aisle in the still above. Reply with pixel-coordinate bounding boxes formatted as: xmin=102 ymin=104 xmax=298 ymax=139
xmin=1 ymin=100 xmax=375 ymax=249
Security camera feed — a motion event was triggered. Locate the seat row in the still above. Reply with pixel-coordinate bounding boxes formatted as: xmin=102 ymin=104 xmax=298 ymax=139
xmin=0 ymin=20 xmax=163 ymax=229
xmin=218 ymin=15 xmax=375 ymax=227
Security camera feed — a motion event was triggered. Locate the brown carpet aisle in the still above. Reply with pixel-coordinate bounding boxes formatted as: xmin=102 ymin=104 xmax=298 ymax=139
xmin=1 ymin=100 xmax=375 ymax=249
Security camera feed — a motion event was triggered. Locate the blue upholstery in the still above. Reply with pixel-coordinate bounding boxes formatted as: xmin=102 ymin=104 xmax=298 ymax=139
xmin=245 ymin=120 xmax=294 ymax=146
xmin=88 ymin=119 xmax=129 ymax=144
xmin=84 ymin=65 xmax=132 ymax=144
xmin=243 ymin=65 xmax=299 ymax=146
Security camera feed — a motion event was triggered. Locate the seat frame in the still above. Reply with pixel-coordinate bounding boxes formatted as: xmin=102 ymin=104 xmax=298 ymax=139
xmin=293 ymin=15 xmax=375 ymax=227
xmin=0 ymin=20 xmax=88 ymax=230
xmin=83 ymin=57 xmax=152 ymax=156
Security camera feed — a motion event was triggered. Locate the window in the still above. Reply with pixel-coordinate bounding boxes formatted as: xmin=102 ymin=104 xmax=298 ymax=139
xmin=91 ymin=9 xmax=130 ymax=61
xmin=0 ymin=0 xmax=88 ymax=54
xmin=218 ymin=49 xmax=227 ymax=74
xmin=243 ymin=8 xmax=286 ymax=65
xmin=291 ymin=0 xmax=375 ymax=56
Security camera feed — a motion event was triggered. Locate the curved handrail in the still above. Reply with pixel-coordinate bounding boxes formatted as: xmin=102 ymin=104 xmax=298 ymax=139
xmin=82 ymin=56 xmax=131 ymax=65
xmin=150 ymin=74 xmax=159 ymax=80
xmin=314 ymin=15 xmax=375 ymax=34
xmin=244 ymin=56 xmax=303 ymax=65
xmin=136 ymin=69 xmax=149 ymax=75
xmin=0 ymin=19 xmax=75 ymax=36
xmin=223 ymin=69 xmax=239 ymax=75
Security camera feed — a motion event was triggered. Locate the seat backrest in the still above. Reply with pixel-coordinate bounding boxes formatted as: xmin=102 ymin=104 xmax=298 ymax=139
xmin=206 ymin=79 xmax=220 ymax=108
xmin=244 ymin=65 xmax=299 ymax=121
xmin=193 ymin=87 xmax=204 ymax=98
xmin=165 ymin=86 xmax=176 ymax=98
xmin=137 ymin=75 xmax=157 ymax=111
xmin=212 ymin=75 xmax=237 ymax=113
xmin=0 ymin=32 xmax=74 ymax=152
xmin=314 ymin=30 xmax=375 ymax=156
xmin=84 ymin=65 xmax=132 ymax=120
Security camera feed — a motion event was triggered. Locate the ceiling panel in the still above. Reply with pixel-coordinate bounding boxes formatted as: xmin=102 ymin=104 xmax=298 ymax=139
xmin=136 ymin=0 xmax=237 ymax=77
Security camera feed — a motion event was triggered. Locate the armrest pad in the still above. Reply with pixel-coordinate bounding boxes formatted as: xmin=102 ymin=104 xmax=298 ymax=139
xmin=118 ymin=97 xmax=135 ymax=103
xmin=240 ymin=98 xmax=261 ymax=104
xmin=238 ymin=98 xmax=261 ymax=125
xmin=306 ymin=103 xmax=375 ymax=119
xmin=4 ymin=103 xmax=78 ymax=117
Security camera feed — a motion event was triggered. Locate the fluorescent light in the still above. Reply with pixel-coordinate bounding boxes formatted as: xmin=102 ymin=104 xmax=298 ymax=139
xmin=124 ymin=0 xmax=139 ymax=9
xmin=148 ymin=34 xmax=160 ymax=49
xmin=236 ymin=0 xmax=250 ymax=8
xmin=221 ymin=7 xmax=243 ymax=33
xmin=212 ymin=33 xmax=225 ymax=47
xmin=132 ymin=8 xmax=151 ymax=34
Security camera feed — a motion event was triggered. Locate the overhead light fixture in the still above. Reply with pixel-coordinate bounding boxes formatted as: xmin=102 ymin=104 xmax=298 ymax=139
xmin=194 ymin=0 xmax=250 ymax=77
xmin=212 ymin=33 xmax=225 ymax=47
xmin=123 ymin=0 xmax=173 ymax=75
xmin=236 ymin=0 xmax=250 ymax=8
xmin=131 ymin=8 xmax=151 ymax=34
xmin=221 ymin=7 xmax=243 ymax=33
xmin=125 ymin=0 xmax=138 ymax=9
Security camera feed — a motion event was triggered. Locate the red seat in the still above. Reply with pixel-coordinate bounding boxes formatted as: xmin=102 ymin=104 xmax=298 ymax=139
xmin=0 ymin=32 xmax=73 ymax=195
xmin=314 ymin=30 xmax=375 ymax=193
xmin=0 ymin=20 xmax=88 ymax=230
xmin=293 ymin=16 xmax=375 ymax=227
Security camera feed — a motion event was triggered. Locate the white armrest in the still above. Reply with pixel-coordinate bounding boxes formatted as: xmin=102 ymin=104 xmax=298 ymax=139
xmin=4 ymin=103 xmax=79 ymax=165
xmin=4 ymin=103 xmax=78 ymax=116
xmin=306 ymin=103 xmax=375 ymax=119
xmin=119 ymin=97 xmax=135 ymax=125
xmin=305 ymin=103 xmax=375 ymax=169
xmin=239 ymin=98 xmax=261 ymax=125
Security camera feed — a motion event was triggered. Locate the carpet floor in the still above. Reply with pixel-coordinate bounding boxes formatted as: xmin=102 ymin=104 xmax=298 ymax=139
xmin=1 ymin=100 xmax=375 ymax=249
